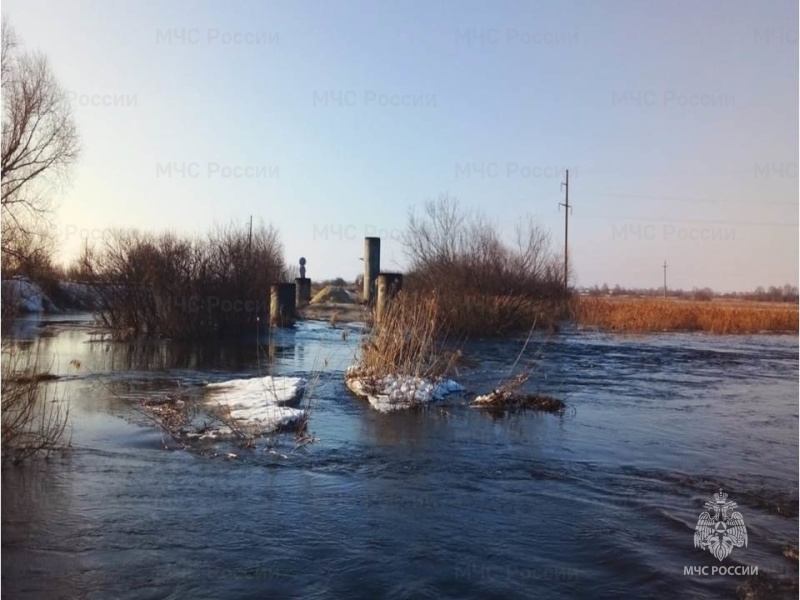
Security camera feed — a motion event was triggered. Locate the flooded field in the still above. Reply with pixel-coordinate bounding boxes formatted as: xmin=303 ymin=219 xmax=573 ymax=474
xmin=2 ymin=314 xmax=798 ymax=599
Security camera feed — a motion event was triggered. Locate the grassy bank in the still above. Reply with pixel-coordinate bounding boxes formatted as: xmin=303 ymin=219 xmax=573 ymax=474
xmin=573 ymin=297 xmax=799 ymax=334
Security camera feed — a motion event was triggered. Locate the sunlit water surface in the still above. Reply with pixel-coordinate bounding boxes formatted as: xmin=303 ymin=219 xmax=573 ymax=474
xmin=2 ymin=315 xmax=798 ymax=599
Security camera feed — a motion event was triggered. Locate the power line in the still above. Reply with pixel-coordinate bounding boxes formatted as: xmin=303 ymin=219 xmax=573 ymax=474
xmin=579 ymin=213 xmax=798 ymax=228
xmin=579 ymin=191 xmax=796 ymax=207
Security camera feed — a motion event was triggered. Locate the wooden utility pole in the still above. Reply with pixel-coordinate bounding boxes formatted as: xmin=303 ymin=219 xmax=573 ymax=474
xmin=559 ymin=169 xmax=571 ymax=291
xmin=663 ymin=260 xmax=667 ymax=298
xmin=248 ymin=215 xmax=253 ymax=255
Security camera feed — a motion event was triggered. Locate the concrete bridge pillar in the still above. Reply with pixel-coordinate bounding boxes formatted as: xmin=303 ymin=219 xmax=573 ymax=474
xmin=270 ymin=283 xmax=296 ymax=327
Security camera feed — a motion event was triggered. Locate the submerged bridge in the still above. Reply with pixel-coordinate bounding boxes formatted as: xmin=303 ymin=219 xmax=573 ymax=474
xmin=269 ymin=237 xmax=402 ymax=327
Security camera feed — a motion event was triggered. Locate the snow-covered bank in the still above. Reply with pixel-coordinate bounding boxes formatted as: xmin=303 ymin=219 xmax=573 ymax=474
xmin=1 ymin=278 xmax=56 ymax=312
xmin=2 ymin=277 xmax=102 ymax=313
xmin=205 ymin=375 xmax=307 ymax=432
xmin=345 ymin=367 xmax=464 ymax=412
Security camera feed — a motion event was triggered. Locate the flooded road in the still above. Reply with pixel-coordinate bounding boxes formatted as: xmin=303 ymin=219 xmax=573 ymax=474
xmin=2 ymin=315 xmax=798 ymax=599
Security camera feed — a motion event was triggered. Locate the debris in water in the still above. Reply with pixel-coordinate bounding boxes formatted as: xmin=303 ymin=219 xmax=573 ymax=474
xmin=782 ymin=544 xmax=798 ymax=563
xmin=141 ymin=394 xmax=192 ymax=432
xmin=736 ymin=572 xmax=799 ymax=599
xmin=471 ymin=373 xmax=565 ymax=413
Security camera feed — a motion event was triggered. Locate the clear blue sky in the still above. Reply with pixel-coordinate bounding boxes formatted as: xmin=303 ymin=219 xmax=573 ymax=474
xmin=5 ymin=0 xmax=798 ymax=291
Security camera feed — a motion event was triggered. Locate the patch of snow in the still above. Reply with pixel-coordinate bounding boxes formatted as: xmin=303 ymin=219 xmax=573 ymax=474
xmin=2 ymin=278 xmax=103 ymax=313
xmin=205 ymin=376 xmax=307 ymax=433
xmin=345 ymin=369 xmax=465 ymax=413
xmin=1 ymin=277 xmax=54 ymax=313
xmin=207 ymin=375 xmax=305 ymax=405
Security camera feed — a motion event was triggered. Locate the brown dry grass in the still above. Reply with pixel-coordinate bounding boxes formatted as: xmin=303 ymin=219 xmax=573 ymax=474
xmin=573 ymin=297 xmax=798 ymax=334
xmin=356 ymin=292 xmax=458 ymax=380
xmin=434 ymin=293 xmax=567 ymax=336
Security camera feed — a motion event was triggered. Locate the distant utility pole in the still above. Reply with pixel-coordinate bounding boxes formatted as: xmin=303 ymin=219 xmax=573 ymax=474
xmin=248 ymin=215 xmax=253 ymax=255
xmin=559 ymin=169 xmax=571 ymax=291
xmin=663 ymin=260 xmax=668 ymax=298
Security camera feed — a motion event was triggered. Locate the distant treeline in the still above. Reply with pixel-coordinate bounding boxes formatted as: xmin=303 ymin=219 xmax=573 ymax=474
xmin=582 ymin=284 xmax=799 ymax=303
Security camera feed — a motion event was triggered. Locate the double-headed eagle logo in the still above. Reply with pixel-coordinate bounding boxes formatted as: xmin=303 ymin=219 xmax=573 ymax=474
xmin=694 ymin=489 xmax=748 ymax=561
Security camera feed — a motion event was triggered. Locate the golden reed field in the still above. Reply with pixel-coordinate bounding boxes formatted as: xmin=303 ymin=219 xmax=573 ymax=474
xmin=573 ymin=297 xmax=799 ymax=334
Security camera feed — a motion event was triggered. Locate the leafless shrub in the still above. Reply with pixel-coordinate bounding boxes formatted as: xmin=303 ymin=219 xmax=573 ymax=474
xmin=84 ymin=221 xmax=286 ymax=339
xmin=1 ymin=339 xmax=70 ymax=464
xmin=402 ymin=195 xmax=569 ymax=336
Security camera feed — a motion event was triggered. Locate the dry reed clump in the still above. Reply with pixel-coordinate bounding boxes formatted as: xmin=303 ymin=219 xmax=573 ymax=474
xmin=434 ymin=293 xmax=567 ymax=337
xmin=352 ymin=292 xmax=459 ymax=382
xmin=573 ymin=297 xmax=799 ymax=334
xmin=1 ymin=341 xmax=70 ymax=463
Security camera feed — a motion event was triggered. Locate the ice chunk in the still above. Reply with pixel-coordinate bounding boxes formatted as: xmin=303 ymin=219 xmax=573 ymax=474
xmin=207 ymin=375 xmax=305 ymax=406
xmin=205 ymin=376 xmax=307 ymax=433
xmin=345 ymin=371 xmax=465 ymax=413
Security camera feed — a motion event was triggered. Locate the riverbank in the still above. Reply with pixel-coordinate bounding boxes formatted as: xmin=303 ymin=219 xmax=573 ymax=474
xmin=1 ymin=277 xmax=100 ymax=314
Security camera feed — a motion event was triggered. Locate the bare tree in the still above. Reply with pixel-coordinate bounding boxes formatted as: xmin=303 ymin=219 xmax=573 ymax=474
xmin=1 ymin=20 xmax=79 ymax=274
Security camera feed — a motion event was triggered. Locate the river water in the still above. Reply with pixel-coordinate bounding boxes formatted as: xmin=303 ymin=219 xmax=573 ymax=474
xmin=2 ymin=315 xmax=798 ymax=599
